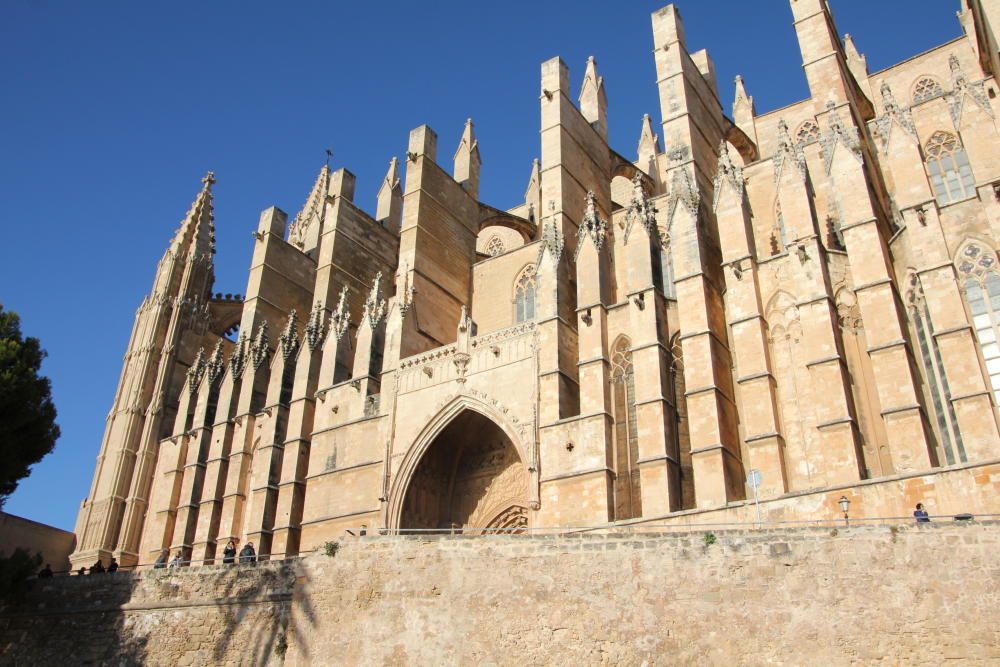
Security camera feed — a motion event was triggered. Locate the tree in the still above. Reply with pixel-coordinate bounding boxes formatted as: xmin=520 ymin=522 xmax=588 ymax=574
xmin=0 ymin=305 xmax=59 ymax=506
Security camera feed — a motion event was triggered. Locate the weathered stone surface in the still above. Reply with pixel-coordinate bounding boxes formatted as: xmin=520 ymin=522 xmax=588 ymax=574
xmin=4 ymin=524 xmax=999 ymax=665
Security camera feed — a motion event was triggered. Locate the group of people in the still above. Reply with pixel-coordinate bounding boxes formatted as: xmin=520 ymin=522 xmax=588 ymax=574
xmin=152 ymin=539 xmax=258 ymax=569
xmin=73 ymin=556 xmax=120 ymax=575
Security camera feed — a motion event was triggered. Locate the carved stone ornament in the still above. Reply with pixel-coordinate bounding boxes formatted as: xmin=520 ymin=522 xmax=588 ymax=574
xmin=575 ymin=190 xmax=608 ymax=259
xmin=623 ymin=172 xmax=660 ymax=244
xmin=279 ymin=310 xmax=300 ymax=361
xmin=250 ymin=321 xmax=271 ymax=369
xmin=711 ymin=141 xmax=745 ymax=212
xmin=946 ymin=53 xmax=993 ymax=129
xmin=305 ymin=301 xmax=326 ymax=351
xmin=206 ymin=340 xmax=225 ymax=385
xmin=328 ymin=286 xmax=351 ymax=341
xmin=873 ymin=81 xmax=917 ymax=155
xmin=536 ymin=202 xmax=565 ymax=268
xmin=186 ymin=347 xmax=206 ymax=394
xmin=820 ymin=102 xmax=863 ymax=174
xmin=362 ymin=272 xmax=387 ymax=330
xmin=772 ymin=119 xmax=807 ymax=184
xmin=287 ymin=165 xmax=328 ymax=250
xmin=666 ymin=166 xmax=699 ymax=230
xmin=229 ymin=331 xmax=250 ymax=380
xmin=398 ymin=265 xmax=416 ymax=319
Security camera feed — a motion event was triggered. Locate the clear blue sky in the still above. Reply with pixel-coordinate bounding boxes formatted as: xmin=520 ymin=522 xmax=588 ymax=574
xmin=0 ymin=1 xmax=960 ymax=530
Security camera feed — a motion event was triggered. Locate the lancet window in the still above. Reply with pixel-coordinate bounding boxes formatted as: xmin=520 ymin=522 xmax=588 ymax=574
xmin=907 ymin=274 xmax=966 ymax=465
xmin=514 ymin=264 xmax=536 ymax=323
xmin=924 ymin=131 xmax=975 ymax=205
xmin=610 ymin=336 xmax=641 ymax=520
xmin=956 ymin=242 xmax=1000 ymax=407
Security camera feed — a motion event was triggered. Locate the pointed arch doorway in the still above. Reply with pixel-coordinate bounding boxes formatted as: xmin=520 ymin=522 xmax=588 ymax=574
xmin=398 ymin=409 xmax=530 ymax=534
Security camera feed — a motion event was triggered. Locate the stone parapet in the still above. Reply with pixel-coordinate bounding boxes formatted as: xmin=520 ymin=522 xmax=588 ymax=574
xmin=3 ymin=524 xmax=999 ymax=665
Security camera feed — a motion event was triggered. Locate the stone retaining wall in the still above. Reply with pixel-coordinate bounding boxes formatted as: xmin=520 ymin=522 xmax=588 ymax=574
xmin=2 ymin=523 xmax=998 ymax=665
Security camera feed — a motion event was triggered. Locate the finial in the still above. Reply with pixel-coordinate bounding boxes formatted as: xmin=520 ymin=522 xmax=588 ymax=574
xmin=325 ymin=148 xmax=333 ymax=168
xmin=202 ymin=171 xmax=216 ymax=187
xmin=587 ymin=55 xmax=595 ymax=63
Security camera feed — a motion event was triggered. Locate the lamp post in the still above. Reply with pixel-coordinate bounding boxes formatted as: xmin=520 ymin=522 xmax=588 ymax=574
xmin=838 ymin=496 xmax=851 ymax=527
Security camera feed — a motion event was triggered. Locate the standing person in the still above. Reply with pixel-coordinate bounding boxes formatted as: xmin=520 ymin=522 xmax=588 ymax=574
xmin=107 ymin=557 xmax=119 ymax=573
xmin=153 ymin=549 xmax=169 ymax=569
xmin=913 ymin=503 xmax=931 ymax=523
xmin=222 ymin=539 xmax=238 ymax=564
xmin=38 ymin=564 xmax=53 ymax=578
xmin=239 ymin=541 xmax=257 ymax=564
xmin=169 ymin=551 xmax=184 ymax=568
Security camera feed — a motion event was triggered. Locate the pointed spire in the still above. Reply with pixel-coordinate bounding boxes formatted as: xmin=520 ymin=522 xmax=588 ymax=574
xmin=843 ymin=34 xmax=868 ymax=81
xmin=362 ymin=272 xmax=387 ymax=330
xmin=453 ymin=119 xmax=481 ymax=200
xmin=169 ymin=172 xmax=217 ymax=260
xmin=624 ymin=173 xmax=660 ymax=243
xmin=250 ymin=321 xmax=271 ymax=369
xmin=873 ymin=81 xmax=917 ymax=154
xmin=229 ymin=331 xmax=250 ymax=381
xmin=536 ymin=200 xmax=565 ymax=269
xmin=579 ymin=56 xmax=608 ymax=140
xmin=524 ymin=158 xmax=541 ymax=224
xmin=305 ymin=301 xmax=326 ymax=351
xmin=712 ymin=141 xmax=745 ymax=212
xmin=287 ymin=164 xmax=330 ymax=252
xmin=637 ymin=113 xmax=660 ymax=169
xmin=575 ymin=191 xmax=608 ymax=259
xmin=205 ymin=340 xmax=225 ymax=385
xmin=279 ymin=310 xmax=300 ymax=361
xmin=733 ymin=75 xmax=755 ymax=122
xmin=376 ymin=156 xmax=403 ymax=230
xmin=773 ymin=118 xmax=807 ymax=183
xmin=329 ymin=286 xmax=351 ymax=340
xmin=186 ymin=347 xmax=207 ymax=394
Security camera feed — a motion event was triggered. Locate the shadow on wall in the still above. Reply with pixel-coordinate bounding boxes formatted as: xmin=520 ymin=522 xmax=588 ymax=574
xmin=0 ymin=574 xmax=148 ymax=665
xmin=0 ymin=560 xmax=318 ymax=666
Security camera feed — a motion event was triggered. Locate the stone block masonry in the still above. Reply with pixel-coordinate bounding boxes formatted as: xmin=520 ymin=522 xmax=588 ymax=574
xmin=2 ymin=523 xmax=998 ymax=665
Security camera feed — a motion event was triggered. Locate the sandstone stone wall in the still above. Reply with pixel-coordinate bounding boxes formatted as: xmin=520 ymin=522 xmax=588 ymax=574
xmin=3 ymin=524 xmax=999 ymax=665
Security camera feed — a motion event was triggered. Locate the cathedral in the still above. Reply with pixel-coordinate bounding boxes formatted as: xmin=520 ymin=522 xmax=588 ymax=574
xmin=72 ymin=0 xmax=1000 ymax=569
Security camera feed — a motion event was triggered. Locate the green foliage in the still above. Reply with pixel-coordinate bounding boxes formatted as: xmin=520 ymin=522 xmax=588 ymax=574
xmin=323 ymin=541 xmax=339 ymax=557
xmin=0 ymin=305 xmax=60 ymax=506
xmin=702 ymin=532 xmax=717 ymax=547
xmin=0 ymin=548 xmax=43 ymax=605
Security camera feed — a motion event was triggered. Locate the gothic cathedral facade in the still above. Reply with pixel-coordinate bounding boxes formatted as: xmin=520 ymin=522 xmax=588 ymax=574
xmin=73 ymin=1 xmax=1000 ymax=568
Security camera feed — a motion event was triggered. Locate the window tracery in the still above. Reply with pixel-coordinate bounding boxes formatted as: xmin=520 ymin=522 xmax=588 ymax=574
xmin=610 ymin=336 xmax=641 ymax=520
xmin=485 ymin=235 xmax=505 ymax=257
xmin=513 ymin=264 xmax=536 ymax=323
xmin=924 ymin=131 xmax=975 ymax=205
xmin=906 ymin=273 xmax=966 ymax=464
xmin=912 ymin=77 xmax=944 ymax=105
xmin=794 ymin=120 xmax=821 ymax=146
xmin=956 ymin=241 xmax=1000 ymax=408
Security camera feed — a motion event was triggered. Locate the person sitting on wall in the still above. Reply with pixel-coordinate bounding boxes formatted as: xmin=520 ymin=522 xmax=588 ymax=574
xmin=89 ymin=560 xmax=105 ymax=575
xmin=238 ymin=542 xmax=257 ymax=564
xmin=914 ymin=503 xmax=931 ymax=523
xmin=77 ymin=567 xmax=85 ymax=576
xmin=107 ymin=557 xmax=119 ymax=573
xmin=222 ymin=539 xmax=238 ymax=564
xmin=38 ymin=564 xmax=53 ymax=578
xmin=168 ymin=551 xmax=184 ymax=568
xmin=153 ymin=549 xmax=169 ymax=569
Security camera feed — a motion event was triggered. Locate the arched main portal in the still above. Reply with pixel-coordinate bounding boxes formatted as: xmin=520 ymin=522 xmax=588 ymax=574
xmin=399 ymin=410 xmax=530 ymax=534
